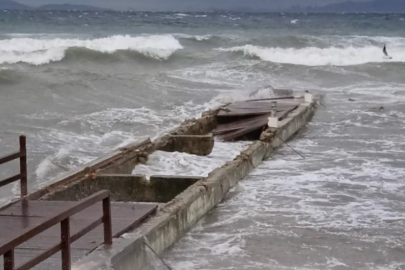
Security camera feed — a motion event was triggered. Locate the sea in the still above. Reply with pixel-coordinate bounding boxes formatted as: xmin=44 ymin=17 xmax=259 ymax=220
xmin=1 ymin=11 xmax=405 ymax=270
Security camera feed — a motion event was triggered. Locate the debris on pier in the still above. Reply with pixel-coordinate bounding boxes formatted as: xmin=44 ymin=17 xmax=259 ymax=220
xmin=213 ymin=97 xmax=301 ymax=141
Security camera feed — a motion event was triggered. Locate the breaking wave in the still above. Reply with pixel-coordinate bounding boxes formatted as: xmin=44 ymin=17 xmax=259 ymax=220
xmin=217 ymin=45 xmax=405 ymax=66
xmin=174 ymin=33 xmax=213 ymax=41
xmin=0 ymin=35 xmax=183 ymax=65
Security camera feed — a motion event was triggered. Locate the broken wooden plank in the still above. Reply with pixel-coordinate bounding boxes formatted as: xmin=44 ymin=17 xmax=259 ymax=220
xmin=275 ymin=105 xmax=298 ymax=121
xmin=213 ymin=114 xmax=271 ymax=135
xmin=246 ymin=96 xmax=295 ymax=102
xmin=217 ymin=123 xmax=266 ymax=141
xmin=217 ymin=101 xmax=299 ymax=117
xmin=216 ymin=115 xmax=270 ymax=141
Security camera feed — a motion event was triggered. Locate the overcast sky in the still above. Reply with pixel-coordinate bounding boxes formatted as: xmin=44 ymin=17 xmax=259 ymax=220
xmin=14 ymin=0 xmax=374 ymax=11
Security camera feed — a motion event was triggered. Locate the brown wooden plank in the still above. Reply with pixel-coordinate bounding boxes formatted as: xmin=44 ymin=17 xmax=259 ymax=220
xmin=225 ymin=101 xmax=275 ymax=108
xmin=246 ymin=96 xmax=295 ymax=102
xmin=217 ymin=120 xmax=268 ymax=141
xmin=0 ymin=216 xmax=48 ymax=243
xmin=13 ymin=247 xmax=86 ymax=259
xmin=275 ymin=105 xmax=298 ymax=121
xmin=214 ymin=114 xmax=270 ymax=135
xmin=223 ymin=100 xmax=300 ymax=109
xmin=217 ymin=103 xmax=299 ymax=117
xmin=16 ymin=243 xmax=62 ymax=270
xmin=220 ymin=104 xmax=296 ymax=113
xmin=217 ymin=109 xmax=274 ymax=117
xmin=7 ymin=248 xmax=88 ymax=270
xmin=0 ymin=201 xmax=77 ymax=219
xmin=0 ymin=201 xmax=156 ymax=220
xmin=9 ymin=256 xmax=63 ymax=270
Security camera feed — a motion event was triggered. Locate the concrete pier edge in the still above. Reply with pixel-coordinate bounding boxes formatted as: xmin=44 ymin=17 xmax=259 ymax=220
xmin=72 ymin=101 xmax=317 ymax=270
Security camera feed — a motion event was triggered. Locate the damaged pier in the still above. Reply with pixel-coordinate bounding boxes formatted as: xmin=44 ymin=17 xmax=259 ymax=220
xmin=0 ymin=92 xmax=318 ymax=270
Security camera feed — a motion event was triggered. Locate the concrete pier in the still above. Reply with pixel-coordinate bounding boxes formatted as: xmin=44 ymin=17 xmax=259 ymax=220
xmin=0 ymin=93 xmax=317 ymax=270
xmin=72 ymin=97 xmax=317 ymax=270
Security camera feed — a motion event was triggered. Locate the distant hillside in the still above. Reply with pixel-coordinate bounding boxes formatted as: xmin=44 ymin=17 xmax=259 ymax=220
xmin=0 ymin=0 xmax=31 ymax=10
xmin=306 ymin=0 xmax=405 ymax=13
xmin=38 ymin=4 xmax=104 ymax=11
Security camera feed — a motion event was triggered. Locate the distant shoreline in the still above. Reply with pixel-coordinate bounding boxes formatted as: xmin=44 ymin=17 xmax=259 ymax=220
xmin=1 ymin=0 xmax=405 ymax=13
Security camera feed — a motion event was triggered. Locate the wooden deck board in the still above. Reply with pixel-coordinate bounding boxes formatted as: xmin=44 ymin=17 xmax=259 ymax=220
xmin=217 ymin=102 xmax=298 ymax=117
xmin=214 ymin=114 xmax=271 ymax=135
xmin=214 ymin=98 xmax=301 ymax=141
xmin=0 ymin=200 xmax=157 ymax=270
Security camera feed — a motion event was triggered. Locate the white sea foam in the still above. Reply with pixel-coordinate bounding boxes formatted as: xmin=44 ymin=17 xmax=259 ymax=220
xmin=174 ymin=33 xmax=213 ymax=41
xmin=132 ymin=141 xmax=249 ymax=178
xmin=217 ymin=45 xmax=405 ymax=66
xmin=0 ymin=35 xmax=183 ymax=65
xmin=174 ymin=13 xmax=190 ymax=17
xmin=35 ymin=146 xmax=72 ymax=180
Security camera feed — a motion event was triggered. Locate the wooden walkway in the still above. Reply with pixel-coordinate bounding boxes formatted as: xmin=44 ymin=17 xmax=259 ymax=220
xmin=0 ymin=200 xmax=157 ymax=270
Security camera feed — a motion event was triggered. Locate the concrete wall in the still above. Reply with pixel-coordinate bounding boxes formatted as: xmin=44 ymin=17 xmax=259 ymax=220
xmin=157 ymin=134 xmax=215 ymax=156
xmin=42 ymin=174 xmax=201 ymax=203
xmin=73 ymin=101 xmax=317 ymax=270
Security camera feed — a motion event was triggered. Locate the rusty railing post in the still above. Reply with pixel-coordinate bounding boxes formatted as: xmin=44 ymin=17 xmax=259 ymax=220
xmin=61 ymin=218 xmax=71 ymax=270
xmin=4 ymin=250 xmax=15 ymax=270
xmin=102 ymin=196 xmax=113 ymax=245
xmin=19 ymin=135 xmax=27 ymax=197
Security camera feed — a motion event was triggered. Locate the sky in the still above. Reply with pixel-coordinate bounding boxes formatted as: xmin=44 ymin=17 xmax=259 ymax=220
xmin=14 ymin=0 xmax=373 ymax=11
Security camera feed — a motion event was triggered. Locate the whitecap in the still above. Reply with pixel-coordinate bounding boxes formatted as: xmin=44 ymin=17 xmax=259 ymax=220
xmin=0 ymin=35 xmax=183 ymax=65
xmin=216 ymin=44 xmax=405 ymax=66
xmin=174 ymin=33 xmax=213 ymax=41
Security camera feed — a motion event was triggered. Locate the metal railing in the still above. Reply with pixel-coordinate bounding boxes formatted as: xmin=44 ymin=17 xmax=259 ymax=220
xmin=0 ymin=135 xmax=27 ymax=197
xmin=0 ymin=190 xmax=113 ymax=270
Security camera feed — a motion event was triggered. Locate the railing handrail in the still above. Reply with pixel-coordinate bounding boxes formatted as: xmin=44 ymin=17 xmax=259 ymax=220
xmin=0 ymin=151 xmax=23 ymax=165
xmin=0 ymin=135 xmax=27 ymax=197
xmin=0 ymin=190 xmax=113 ymax=270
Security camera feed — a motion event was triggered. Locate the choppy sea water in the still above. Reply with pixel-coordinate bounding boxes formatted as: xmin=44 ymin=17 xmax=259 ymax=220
xmin=162 ymin=90 xmax=405 ymax=270
xmin=1 ymin=11 xmax=405 ymax=269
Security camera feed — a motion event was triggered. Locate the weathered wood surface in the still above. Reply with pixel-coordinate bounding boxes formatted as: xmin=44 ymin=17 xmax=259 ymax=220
xmin=214 ymin=99 xmax=300 ymax=141
xmin=214 ymin=114 xmax=270 ymax=136
xmin=0 ymin=200 xmax=157 ymax=270
xmin=217 ymin=100 xmax=300 ymax=117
